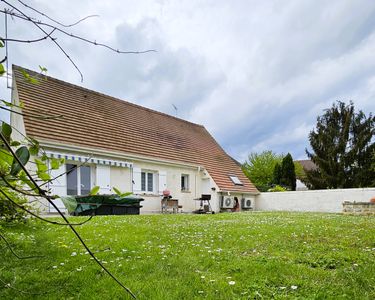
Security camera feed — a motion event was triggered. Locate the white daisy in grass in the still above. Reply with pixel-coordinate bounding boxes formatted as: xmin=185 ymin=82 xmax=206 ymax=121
xmin=291 ymin=285 xmax=298 ymax=290
xmin=228 ymin=281 xmax=236 ymax=285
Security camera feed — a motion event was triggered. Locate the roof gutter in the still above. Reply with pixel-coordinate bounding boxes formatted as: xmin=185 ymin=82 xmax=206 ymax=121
xmin=220 ymin=190 xmax=260 ymax=195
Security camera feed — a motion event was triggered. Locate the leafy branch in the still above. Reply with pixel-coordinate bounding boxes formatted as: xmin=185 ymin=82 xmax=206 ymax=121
xmin=0 ymin=129 xmax=137 ymax=298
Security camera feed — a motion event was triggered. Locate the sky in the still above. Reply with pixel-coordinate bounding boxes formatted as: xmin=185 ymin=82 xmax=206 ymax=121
xmin=1 ymin=0 xmax=374 ymax=162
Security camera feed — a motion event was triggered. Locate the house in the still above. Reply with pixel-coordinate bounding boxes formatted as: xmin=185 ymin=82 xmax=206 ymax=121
xmin=295 ymin=159 xmax=317 ymax=190
xmin=10 ymin=65 xmax=258 ymax=213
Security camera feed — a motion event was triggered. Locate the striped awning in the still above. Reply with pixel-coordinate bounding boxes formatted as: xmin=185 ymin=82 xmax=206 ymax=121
xmin=44 ymin=151 xmax=132 ymax=168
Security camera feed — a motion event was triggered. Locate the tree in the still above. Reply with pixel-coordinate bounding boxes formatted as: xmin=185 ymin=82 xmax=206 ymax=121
xmin=273 ymin=162 xmax=282 ymax=185
xmin=242 ymin=151 xmax=282 ymax=192
xmin=280 ymin=153 xmax=296 ymax=191
xmin=306 ymin=101 xmax=375 ymax=189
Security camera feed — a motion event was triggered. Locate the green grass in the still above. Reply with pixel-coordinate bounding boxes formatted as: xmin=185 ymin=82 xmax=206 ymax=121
xmin=1 ymin=212 xmax=375 ymax=299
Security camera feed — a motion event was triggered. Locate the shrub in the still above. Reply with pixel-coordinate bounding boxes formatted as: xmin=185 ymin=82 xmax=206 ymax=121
xmin=268 ymin=185 xmax=288 ymax=192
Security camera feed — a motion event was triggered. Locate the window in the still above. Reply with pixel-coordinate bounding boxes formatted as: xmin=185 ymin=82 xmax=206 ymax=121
xmin=181 ymin=174 xmax=189 ymax=191
xmin=229 ymin=175 xmax=243 ymax=185
xmin=67 ymin=164 xmax=91 ymax=195
xmin=141 ymin=171 xmax=154 ymax=192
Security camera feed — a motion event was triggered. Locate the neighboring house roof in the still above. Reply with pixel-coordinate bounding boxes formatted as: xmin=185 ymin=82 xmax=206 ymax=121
xmin=13 ymin=65 xmax=258 ymax=194
xmin=295 ymin=159 xmax=317 ymax=172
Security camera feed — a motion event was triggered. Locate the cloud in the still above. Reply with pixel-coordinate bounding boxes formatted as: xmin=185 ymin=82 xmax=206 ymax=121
xmin=188 ymin=0 xmax=375 ymax=161
xmin=1 ymin=0 xmax=375 ymax=163
xmin=82 ymin=18 xmax=225 ymax=120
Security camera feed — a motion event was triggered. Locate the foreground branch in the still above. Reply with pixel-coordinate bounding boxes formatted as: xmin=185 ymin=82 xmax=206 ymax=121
xmin=17 ymin=0 xmax=99 ymax=28
xmin=39 ymin=154 xmax=93 ymax=188
xmin=0 ymin=232 xmax=44 ymax=259
xmin=0 ymin=106 xmax=64 ymax=120
xmin=0 ymin=190 xmax=93 ymax=226
xmin=0 ymin=9 xmax=156 ymax=54
xmin=2 ymin=0 xmax=84 ymax=81
xmin=0 ymin=132 xmax=136 ymax=299
xmin=0 ymin=3 xmax=156 ymax=82
xmin=0 ymin=276 xmax=51 ymax=296
xmin=0 ymin=28 xmax=56 ymax=43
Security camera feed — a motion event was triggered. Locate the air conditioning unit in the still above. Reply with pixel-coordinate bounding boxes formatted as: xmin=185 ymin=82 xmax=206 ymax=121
xmin=221 ymin=196 xmax=235 ymax=208
xmin=242 ymin=198 xmax=253 ymax=209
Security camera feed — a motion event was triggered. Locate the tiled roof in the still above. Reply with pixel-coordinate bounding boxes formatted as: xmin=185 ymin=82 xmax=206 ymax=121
xmin=13 ymin=65 xmax=258 ymax=193
xmin=295 ymin=160 xmax=317 ymax=172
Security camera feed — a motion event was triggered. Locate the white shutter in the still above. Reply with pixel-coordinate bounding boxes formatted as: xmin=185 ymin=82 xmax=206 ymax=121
xmin=96 ymin=165 xmax=111 ymax=194
xmin=49 ymin=164 xmax=67 ymax=213
xmin=158 ymin=171 xmax=167 ymax=195
xmin=133 ymin=167 xmax=142 ymax=193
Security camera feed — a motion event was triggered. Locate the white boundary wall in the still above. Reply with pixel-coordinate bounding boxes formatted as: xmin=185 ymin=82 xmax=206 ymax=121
xmin=255 ymin=188 xmax=375 ymax=213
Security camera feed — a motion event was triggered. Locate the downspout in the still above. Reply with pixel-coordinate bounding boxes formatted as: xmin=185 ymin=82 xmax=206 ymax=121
xmin=130 ymin=166 xmax=134 ymax=194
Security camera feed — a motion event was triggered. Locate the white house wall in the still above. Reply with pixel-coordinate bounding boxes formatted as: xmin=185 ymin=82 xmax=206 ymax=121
xmin=110 ymin=166 xmax=132 ymax=192
xmin=48 ymin=163 xmax=67 ymax=213
xmin=33 ymin=148 xmax=223 ymax=213
xmin=131 ymin=161 xmax=206 ymax=213
xmin=10 ymin=79 xmax=26 ymax=142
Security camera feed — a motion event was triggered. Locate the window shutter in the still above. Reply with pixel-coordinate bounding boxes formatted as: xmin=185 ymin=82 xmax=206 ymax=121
xmin=96 ymin=165 xmax=111 ymax=194
xmin=133 ymin=167 xmax=142 ymax=193
xmin=48 ymin=163 xmax=67 ymax=212
xmin=158 ymin=171 xmax=167 ymax=195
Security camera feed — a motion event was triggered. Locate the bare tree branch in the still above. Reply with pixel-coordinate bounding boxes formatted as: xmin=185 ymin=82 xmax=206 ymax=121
xmin=2 ymin=1 xmax=84 ymax=81
xmin=0 ymin=9 xmax=156 ymax=55
xmin=0 ymin=267 xmax=81 ymax=296
xmin=0 ymin=189 xmax=93 ymax=226
xmin=0 ymin=231 xmax=44 ymax=259
xmin=0 ymin=105 xmax=64 ymax=120
xmin=39 ymin=154 xmax=93 ymax=188
xmin=0 ymin=276 xmax=50 ymax=295
xmin=17 ymin=0 xmax=99 ymax=28
xmin=0 ymin=28 xmax=56 ymax=43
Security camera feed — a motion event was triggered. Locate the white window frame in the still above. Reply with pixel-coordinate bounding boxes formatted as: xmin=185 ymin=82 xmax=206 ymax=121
xmin=141 ymin=170 xmax=156 ymax=193
xmin=66 ymin=163 xmax=92 ymax=195
xmin=229 ymin=175 xmax=243 ymax=185
xmin=181 ymin=174 xmax=190 ymax=191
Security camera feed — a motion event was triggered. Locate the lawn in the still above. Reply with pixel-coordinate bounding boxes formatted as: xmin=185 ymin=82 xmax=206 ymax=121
xmin=1 ymin=212 xmax=374 ymax=299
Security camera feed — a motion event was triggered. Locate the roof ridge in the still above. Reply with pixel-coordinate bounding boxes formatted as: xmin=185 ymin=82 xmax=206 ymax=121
xmin=12 ymin=64 xmax=205 ymax=128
